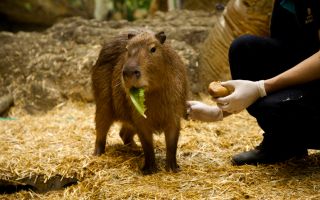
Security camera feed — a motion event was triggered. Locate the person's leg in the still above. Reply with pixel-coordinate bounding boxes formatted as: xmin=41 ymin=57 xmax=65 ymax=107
xmin=228 ymin=34 xmax=297 ymax=81
xmin=232 ymin=81 xmax=320 ymax=165
xmin=232 ymin=87 xmax=308 ymax=165
xmin=228 ymin=34 xmax=320 ymax=165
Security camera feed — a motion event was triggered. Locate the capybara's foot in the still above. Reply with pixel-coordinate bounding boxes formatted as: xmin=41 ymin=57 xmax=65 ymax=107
xmin=141 ymin=164 xmax=158 ymax=175
xmin=165 ymin=162 xmax=180 ymax=173
xmin=93 ymin=147 xmax=105 ymax=156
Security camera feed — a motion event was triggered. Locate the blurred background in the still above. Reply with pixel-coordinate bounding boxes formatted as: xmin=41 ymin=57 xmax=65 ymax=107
xmin=0 ymin=0 xmax=272 ymax=115
xmin=0 ymin=0 xmax=229 ymax=31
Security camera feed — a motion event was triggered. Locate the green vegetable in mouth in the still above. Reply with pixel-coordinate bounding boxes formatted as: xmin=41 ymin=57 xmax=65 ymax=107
xmin=129 ymin=88 xmax=146 ymax=118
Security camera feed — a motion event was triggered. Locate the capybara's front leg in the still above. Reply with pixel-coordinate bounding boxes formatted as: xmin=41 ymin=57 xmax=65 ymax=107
xmin=93 ymin=106 xmax=113 ymax=156
xmin=164 ymin=124 xmax=180 ymax=172
xmin=137 ymin=131 xmax=157 ymax=175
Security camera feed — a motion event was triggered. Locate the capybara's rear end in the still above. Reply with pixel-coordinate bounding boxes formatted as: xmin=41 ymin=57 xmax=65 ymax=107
xmin=92 ymin=29 xmax=188 ymax=174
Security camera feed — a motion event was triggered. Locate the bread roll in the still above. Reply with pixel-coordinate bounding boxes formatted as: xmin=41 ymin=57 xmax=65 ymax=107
xmin=208 ymin=81 xmax=229 ymax=98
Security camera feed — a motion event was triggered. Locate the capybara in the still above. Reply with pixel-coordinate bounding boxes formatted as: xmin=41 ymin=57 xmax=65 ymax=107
xmin=92 ymin=29 xmax=188 ymax=174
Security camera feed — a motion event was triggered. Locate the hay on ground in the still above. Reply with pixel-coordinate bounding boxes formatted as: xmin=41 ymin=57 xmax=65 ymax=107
xmin=1 ymin=96 xmax=320 ymax=199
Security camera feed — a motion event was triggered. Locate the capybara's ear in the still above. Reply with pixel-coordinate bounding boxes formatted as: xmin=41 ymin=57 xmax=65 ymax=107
xmin=155 ymin=31 xmax=166 ymax=44
xmin=128 ymin=33 xmax=136 ymax=40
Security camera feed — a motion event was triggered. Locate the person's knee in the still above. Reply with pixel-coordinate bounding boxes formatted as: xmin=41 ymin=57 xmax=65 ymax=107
xmin=247 ymin=97 xmax=281 ymax=120
xmin=229 ymin=35 xmax=259 ymax=61
xmin=228 ymin=34 xmax=263 ymax=79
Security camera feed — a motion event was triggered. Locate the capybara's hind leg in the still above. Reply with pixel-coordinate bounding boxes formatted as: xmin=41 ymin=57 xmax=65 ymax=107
xmin=93 ymin=107 xmax=113 ymax=156
xmin=164 ymin=124 xmax=180 ymax=172
xmin=119 ymin=124 xmax=137 ymax=148
xmin=137 ymin=131 xmax=157 ymax=175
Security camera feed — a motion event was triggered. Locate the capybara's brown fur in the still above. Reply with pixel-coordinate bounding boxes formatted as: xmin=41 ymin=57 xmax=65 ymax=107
xmin=92 ymin=29 xmax=188 ymax=174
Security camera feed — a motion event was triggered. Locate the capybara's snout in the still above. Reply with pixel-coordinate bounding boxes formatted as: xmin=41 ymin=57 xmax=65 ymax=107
xmin=122 ymin=64 xmax=141 ymax=79
xmin=122 ymin=58 xmax=147 ymax=89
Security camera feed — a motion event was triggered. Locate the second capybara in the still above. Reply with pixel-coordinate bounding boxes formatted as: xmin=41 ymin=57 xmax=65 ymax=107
xmin=91 ymin=29 xmax=188 ymax=174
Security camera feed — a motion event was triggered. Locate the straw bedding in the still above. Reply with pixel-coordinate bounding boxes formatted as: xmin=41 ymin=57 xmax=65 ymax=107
xmin=1 ymin=96 xmax=320 ymax=199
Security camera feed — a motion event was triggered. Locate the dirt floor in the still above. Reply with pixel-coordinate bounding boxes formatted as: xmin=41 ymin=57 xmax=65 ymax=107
xmin=1 ymin=96 xmax=320 ymax=199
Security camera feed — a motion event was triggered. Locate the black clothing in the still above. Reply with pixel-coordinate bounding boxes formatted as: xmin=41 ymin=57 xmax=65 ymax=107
xmin=229 ymin=0 xmax=320 ymax=158
xmin=231 ymin=145 xmax=307 ymax=166
xmin=270 ymin=0 xmax=320 ymax=58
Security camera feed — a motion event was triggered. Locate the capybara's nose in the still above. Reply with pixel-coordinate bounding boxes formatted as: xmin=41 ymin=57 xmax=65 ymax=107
xmin=123 ymin=66 xmax=141 ymax=79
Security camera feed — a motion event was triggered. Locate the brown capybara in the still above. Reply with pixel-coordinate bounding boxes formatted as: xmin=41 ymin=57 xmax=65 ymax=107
xmin=91 ymin=29 xmax=188 ymax=174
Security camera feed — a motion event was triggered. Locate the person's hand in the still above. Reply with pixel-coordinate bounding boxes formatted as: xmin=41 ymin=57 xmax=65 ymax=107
xmin=186 ymin=101 xmax=223 ymax=122
xmin=215 ymin=80 xmax=266 ymax=113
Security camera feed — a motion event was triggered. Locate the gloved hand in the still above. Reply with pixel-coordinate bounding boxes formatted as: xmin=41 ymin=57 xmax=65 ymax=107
xmin=186 ymin=101 xmax=223 ymax=122
xmin=215 ymin=80 xmax=266 ymax=113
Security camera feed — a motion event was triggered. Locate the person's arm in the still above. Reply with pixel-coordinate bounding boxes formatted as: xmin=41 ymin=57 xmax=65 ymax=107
xmin=265 ymin=50 xmax=320 ymax=93
xmin=216 ymin=50 xmax=320 ymax=113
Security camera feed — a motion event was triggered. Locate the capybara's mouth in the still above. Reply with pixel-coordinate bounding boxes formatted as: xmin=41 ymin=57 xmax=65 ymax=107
xmin=123 ymin=77 xmax=148 ymax=92
xmin=127 ymin=82 xmax=147 ymax=91
xmin=130 ymin=86 xmax=145 ymax=90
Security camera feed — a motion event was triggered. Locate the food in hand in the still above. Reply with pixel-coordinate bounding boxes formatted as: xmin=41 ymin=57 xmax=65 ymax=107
xmin=208 ymin=81 xmax=230 ymax=98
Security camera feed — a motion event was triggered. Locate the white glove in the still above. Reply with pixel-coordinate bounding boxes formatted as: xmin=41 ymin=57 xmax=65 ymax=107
xmin=186 ymin=101 xmax=223 ymax=122
xmin=215 ymin=80 xmax=266 ymax=113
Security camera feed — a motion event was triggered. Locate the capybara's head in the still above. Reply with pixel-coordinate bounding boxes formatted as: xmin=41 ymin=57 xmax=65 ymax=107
xmin=122 ymin=31 xmax=167 ymax=92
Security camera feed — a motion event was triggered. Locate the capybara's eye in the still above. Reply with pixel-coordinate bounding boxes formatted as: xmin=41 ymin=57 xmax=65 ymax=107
xmin=150 ymin=47 xmax=156 ymax=53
